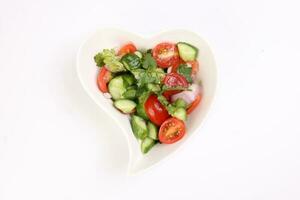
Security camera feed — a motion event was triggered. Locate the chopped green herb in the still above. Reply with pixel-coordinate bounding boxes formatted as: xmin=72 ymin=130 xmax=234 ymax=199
xmin=143 ymin=53 xmax=157 ymax=69
xmin=94 ymin=49 xmax=125 ymax=72
xmin=94 ymin=53 xmax=104 ymax=67
xmin=177 ymin=64 xmax=193 ymax=83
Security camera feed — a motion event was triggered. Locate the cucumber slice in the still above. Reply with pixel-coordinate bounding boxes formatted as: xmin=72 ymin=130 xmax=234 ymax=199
xmin=108 ymin=76 xmax=127 ymax=100
xmin=122 ymin=61 xmax=131 ymax=71
xmin=136 ymin=103 xmax=148 ymax=120
xmin=172 ymin=107 xmax=187 ymax=121
xmin=174 ymin=98 xmax=187 ymax=109
xmin=141 ymin=137 xmax=156 ymax=154
xmin=147 ymin=122 xmax=158 ymax=140
xmin=131 ymin=115 xmax=148 ymax=140
xmin=108 ymin=75 xmax=135 ymax=100
xmin=121 ymin=53 xmax=141 ymax=70
xmin=113 ymin=99 xmax=136 ymax=114
xmin=136 ymin=92 xmax=150 ymax=120
xmin=122 ymin=89 xmax=137 ymax=99
xmin=134 ymin=51 xmax=143 ymax=59
xmin=177 ymin=42 xmax=198 ymax=62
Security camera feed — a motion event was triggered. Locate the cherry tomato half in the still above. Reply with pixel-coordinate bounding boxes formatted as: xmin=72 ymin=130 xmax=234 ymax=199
xmin=187 ymin=60 xmax=199 ymax=76
xmin=97 ymin=67 xmax=112 ymax=93
xmin=162 ymin=73 xmax=188 ymax=99
xmin=152 ymin=42 xmax=180 ymax=68
xmin=187 ymin=94 xmax=202 ymax=114
xmin=144 ymin=94 xmax=170 ymax=126
xmin=158 ymin=117 xmax=186 ymax=144
xmin=117 ymin=43 xmax=137 ymax=56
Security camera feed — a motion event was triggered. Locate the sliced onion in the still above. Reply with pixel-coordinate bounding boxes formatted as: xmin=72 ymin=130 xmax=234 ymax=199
xmin=171 ymin=84 xmax=202 ymax=105
xmin=167 ymin=67 xmax=172 ymax=73
xmin=189 ymin=83 xmax=202 ymax=94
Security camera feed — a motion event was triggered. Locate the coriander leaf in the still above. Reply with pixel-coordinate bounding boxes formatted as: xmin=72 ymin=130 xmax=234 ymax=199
xmin=177 ymin=64 xmax=193 ymax=83
xmin=130 ymin=53 xmax=164 ymax=87
xmin=94 ymin=53 xmax=104 ymax=67
xmin=93 ymin=49 xmax=125 ymax=72
xmin=138 ymin=68 xmax=165 ymax=86
xmin=135 ymin=67 xmax=165 ymax=87
xmin=142 ymin=53 xmax=157 ymax=69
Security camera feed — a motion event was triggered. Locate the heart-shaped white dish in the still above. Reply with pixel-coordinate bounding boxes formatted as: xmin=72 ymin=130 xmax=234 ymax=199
xmin=77 ymin=28 xmax=217 ymax=175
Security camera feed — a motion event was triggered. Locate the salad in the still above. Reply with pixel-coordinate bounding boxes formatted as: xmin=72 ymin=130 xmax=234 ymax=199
xmin=94 ymin=42 xmax=202 ymax=154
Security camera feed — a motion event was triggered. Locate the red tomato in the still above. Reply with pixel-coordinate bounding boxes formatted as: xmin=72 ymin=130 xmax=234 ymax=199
xmin=186 ymin=61 xmax=199 ymax=76
xmin=158 ymin=117 xmax=186 ymax=144
xmin=162 ymin=73 xmax=188 ymax=99
xmin=171 ymin=58 xmax=185 ymax=73
xmin=144 ymin=94 xmax=170 ymax=126
xmin=152 ymin=42 xmax=180 ymax=68
xmin=187 ymin=94 xmax=202 ymax=114
xmin=97 ymin=67 xmax=112 ymax=93
xmin=117 ymin=43 xmax=137 ymax=56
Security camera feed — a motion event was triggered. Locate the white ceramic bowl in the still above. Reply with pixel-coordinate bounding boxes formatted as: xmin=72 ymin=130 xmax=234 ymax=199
xmin=77 ymin=28 xmax=217 ymax=175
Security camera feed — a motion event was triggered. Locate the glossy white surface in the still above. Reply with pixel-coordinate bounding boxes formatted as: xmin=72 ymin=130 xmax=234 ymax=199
xmin=77 ymin=29 xmax=217 ymax=174
xmin=1 ymin=0 xmax=300 ymax=200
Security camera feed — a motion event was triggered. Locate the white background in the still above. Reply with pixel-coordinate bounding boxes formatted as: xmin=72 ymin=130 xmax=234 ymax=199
xmin=1 ymin=0 xmax=300 ymax=199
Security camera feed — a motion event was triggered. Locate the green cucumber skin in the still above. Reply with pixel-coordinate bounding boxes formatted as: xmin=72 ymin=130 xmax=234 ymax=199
xmin=141 ymin=137 xmax=156 ymax=154
xmin=136 ymin=103 xmax=148 ymax=120
xmin=130 ymin=115 xmax=148 ymax=140
xmin=147 ymin=122 xmax=158 ymax=140
xmin=172 ymin=107 xmax=187 ymax=121
xmin=136 ymin=92 xmax=150 ymax=120
xmin=121 ymin=53 xmax=142 ymax=70
xmin=113 ymin=99 xmax=136 ymax=114
xmin=177 ymin=42 xmax=198 ymax=62
xmin=174 ymin=98 xmax=187 ymax=109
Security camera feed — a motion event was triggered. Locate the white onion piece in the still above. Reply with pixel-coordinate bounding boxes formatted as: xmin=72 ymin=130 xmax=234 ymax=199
xmin=167 ymin=67 xmax=172 ymax=73
xmin=171 ymin=92 xmax=195 ymax=105
xmin=103 ymin=93 xmax=112 ymax=99
xmin=171 ymin=84 xmax=202 ymax=105
xmin=189 ymin=83 xmax=202 ymax=94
